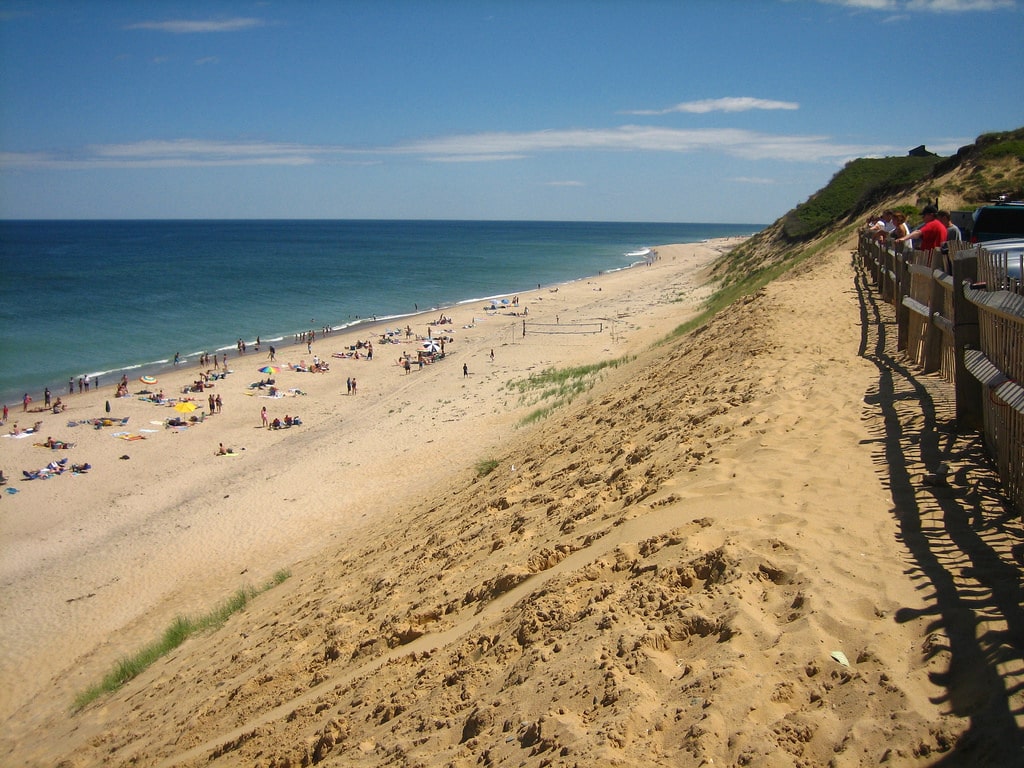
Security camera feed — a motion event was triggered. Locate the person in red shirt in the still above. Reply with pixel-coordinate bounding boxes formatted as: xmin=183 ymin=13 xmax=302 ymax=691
xmin=896 ymin=204 xmax=948 ymax=252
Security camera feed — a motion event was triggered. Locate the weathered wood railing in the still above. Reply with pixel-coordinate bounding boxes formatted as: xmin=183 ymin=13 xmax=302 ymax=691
xmin=858 ymin=232 xmax=1024 ymax=514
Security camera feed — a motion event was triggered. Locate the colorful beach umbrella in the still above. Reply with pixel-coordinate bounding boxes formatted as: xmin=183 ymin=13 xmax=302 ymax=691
xmin=421 ymin=340 xmax=441 ymax=353
xmin=258 ymin=365 xmax=281 ymax=375
xmin=173 ymin=401 xmax=198 ymax=414
xmin=140 ymin=375 xmax=157 ymax=384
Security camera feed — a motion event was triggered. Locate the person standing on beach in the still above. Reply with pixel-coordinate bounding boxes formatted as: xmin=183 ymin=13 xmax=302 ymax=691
xmin=44 ymin=388 xmax=51 ymax=408
xmin=173 ymin=352 xmax=180 ymax=366
xmin=463 ymin=363 xmax=469 ymax=377
xmin=268 ymin=345 xmax=276 ymax=361
xmin=23 ymin=393 xmax=31 ymax=412
xmin=347 ymin=377 xmax=353 ymax=393
xmin=215 ymin=394 xmax=222 ymax=413
xmin=2 ymin=404 xmax=7 ymax=424
xmin=68 ymin=378 xmax=74 ymax=395
xmin=261 ymin=406 xmax=268 ymax=428
xmin=351 ymin=378 xmax=357 ymax=395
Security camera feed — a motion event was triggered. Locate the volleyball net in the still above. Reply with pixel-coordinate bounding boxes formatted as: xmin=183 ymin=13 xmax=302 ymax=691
xmin=521 ymin=320 xmax=605 ymax=336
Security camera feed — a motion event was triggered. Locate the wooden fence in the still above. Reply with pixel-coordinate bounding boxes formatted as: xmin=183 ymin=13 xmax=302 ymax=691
xmin=858 ymin=232 xmax=1024 ymax=514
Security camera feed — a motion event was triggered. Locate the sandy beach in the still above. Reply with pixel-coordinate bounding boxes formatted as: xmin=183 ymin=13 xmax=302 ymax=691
xmin=0 ymin=241 xmax=724 ymax=718
xmin=2 ymin=234 xmax=1020 ymax=766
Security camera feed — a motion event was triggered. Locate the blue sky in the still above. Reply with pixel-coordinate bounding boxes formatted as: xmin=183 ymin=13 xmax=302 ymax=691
xmin=1 ymin=0 xmax=1021 ymax=222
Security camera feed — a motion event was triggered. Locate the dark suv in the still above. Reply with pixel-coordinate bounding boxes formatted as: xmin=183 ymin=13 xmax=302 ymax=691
xmin=970 ymin=202 xmax=1024 ymax=243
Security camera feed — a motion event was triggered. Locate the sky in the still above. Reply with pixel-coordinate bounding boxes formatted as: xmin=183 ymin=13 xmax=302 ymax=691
xmin=1 ymin=0 xmax=1022 ymax=223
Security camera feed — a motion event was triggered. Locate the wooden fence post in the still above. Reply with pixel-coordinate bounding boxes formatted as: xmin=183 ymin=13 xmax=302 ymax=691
xmin=951 ymin=250 xmax=983 ymax=432
xmin=896 ymin=249 xmax=910 ymax=352
xmin=921 ymin=266 xmax=945 ymax=374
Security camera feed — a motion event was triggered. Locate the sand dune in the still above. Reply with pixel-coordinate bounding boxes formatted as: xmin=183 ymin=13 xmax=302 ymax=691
xmin=1 ymin=236 xmax=1020 ymax=766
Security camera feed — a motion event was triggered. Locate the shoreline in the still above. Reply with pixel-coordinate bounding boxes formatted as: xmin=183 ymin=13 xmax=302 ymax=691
xmin=0 ymin=250 xmax=667 ymax=410
xmin=0 ymin=238 xmax=739 ymax=727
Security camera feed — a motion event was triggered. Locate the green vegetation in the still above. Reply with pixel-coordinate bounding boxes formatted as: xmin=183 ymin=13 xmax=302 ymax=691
xmin=73 ymin=569 xmax=291 ymax=712
xmin=782 ymin=156 xmax=941 ymax=241
xmin=475 ymin=458 xmax=500 ymax=476
xmin=775 ymin=128 xmax=1023 ymax=241
xmin=507 ymin=358 xmax=632 ymax=425
xmin=980 ymin=140 xmax=1024 ymax=160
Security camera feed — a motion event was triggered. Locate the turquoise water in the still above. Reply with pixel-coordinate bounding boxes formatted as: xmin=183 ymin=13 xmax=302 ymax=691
xmin=0 ymin=220 xmax=761 ymax=405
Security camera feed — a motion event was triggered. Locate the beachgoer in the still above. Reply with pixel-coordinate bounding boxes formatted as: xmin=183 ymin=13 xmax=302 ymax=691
xmin=351 ymin=378 xmax=357 ymax=394
xmin=938 ymin=210 xmax=962 ymax=242
xmin=215 ymin=394 xmax=222 ymax=413
xmin=173 ymin=352 xmax=180 ymax=366
xmin=896 ymin=204 xmax=947 ymax=263
xmin=268 ymin=345 xmax=276 ymax=361
xmin=1 ymin=404 xmax=7 ymax=424
xmin=890 ymin=212 xmax=911 ymax=243
xmin=22 ymin=393 xmax=31 ymax=412
xmin=261 ymin=406 xmax=268 ymax=428
xmin=44 ymin=388 xmax=51 ymax=407
xmin=463 ymin=363 xmax=469 ymax=377
xmin=489 ymin=349 xmax=494 ymax=362
xmin=68 ymin=378 xmax=74 ymax=395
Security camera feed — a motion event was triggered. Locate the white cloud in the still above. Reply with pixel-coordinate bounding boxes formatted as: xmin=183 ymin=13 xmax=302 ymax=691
xmin=818 ymin=0 xmax=1015 ymax=11
xmin=392 ymin=126 xmax=890 ymax=164
xmin=622 ymin=97 xmax=800 ymax=116
xmin=125 ymin=18 xmax=265 ymax=33
xmin=425 ymin=154 xmax=528 ymax=163
xmin=906 ymin=0 xmax=1016 ymax=10
xmin=0 ymin=128 xmax=899 ymax=171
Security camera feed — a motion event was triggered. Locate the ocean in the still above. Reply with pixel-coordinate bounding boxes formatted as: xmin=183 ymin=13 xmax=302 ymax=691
xmin=0 ymin=220 xmax=761 ymax=407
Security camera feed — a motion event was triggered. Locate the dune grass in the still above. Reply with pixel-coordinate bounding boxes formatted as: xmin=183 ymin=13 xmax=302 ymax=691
xmin=72 ymin=568 xmax=291 ymax=712
xmin=507 ymin=357 xmax=632 ymax=426
xmin=475 ymin=458 xmax=500 ymax=477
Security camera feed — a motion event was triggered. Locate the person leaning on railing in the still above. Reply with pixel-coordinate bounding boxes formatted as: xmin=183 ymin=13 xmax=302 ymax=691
xmin=895 ymin=204 xmax=948 ymax=266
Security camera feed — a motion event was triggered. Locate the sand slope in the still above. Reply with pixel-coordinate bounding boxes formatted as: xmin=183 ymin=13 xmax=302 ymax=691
xmin=2 ymin=237 xmax=1021 ymax=766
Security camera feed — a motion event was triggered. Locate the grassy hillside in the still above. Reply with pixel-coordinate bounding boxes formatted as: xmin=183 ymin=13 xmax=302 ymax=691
xmin=707 ymin=126 xmax=1024 ymax=299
